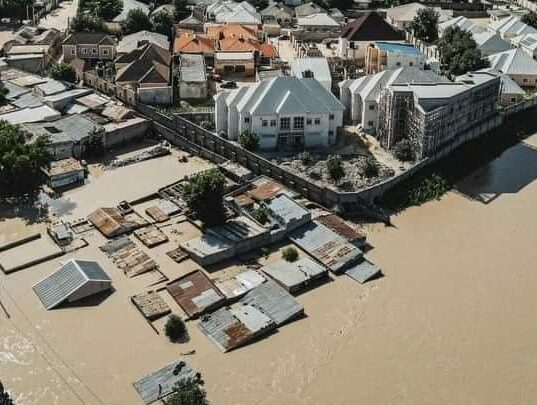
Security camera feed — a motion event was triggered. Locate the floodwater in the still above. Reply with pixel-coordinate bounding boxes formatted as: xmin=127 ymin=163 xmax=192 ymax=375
xmin=2 ymin=136 xmax=537 ymax=404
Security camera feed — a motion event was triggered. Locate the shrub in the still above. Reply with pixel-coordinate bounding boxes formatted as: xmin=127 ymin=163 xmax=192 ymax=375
xmin=50 ymin=63 xmax=77 ymax=83
xmin=393 ymin=139 xmax=416 ymax=162
xmin=238 ymin=129 xmax=259 ymax=151
xmin=200 ymin=121 xmax=213 ymax=130
xmin=165 ymin=378 xmax=208 ymax=405
xmin=164 ymin=314 xmax=187 ymax=342
xmin=408 ymin=173 xmax=450 ymax=206
xmin=297 ymin=151 xmax=311 ymax=165
xmin=326 ymin=154 xmax=344 ymax=183
xmin=282 ymin=246 xmax=298 ymax=262
xmin=251 ymin=206 xmax=270 ymax=224
xmin=182 ymin=168 xmax=227 ymax=226
xmin=361 ymin=158 xmax=379 ymax=178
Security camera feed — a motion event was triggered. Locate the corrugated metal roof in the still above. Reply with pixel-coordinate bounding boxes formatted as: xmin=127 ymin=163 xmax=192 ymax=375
xmin=179 ymin=54 xmax=206 ymax=82
xmin=167 ymin=270 xmax=226 ymax=319
xmin=215 ymin=269 xmax=266 ymax=299
xmin=263 ymin=257 xmax=327 ymax=291
xmin=241 ymin=280 xmax=304 ymax=326
xmin=316 ymin=214 xmax=366 ymax=244
xmin=290 ymin=221 xmax=362 ymax=273
xmin=345 ymin=259 xmax=381 ymax=284
xmin=33 ymin=259 xmax=111 ymax=310
xmin=265 ymin=193 xmax=311 ymax=229
xmin=133 ymin=360 xmax=197 ymax=404
xmin=35 ymin=79 xmax=70 ymax=96
xmin=291 ymin=57 xmax=331 ymax=83
xmin=198 ymin=305 xmax=275 ymax=352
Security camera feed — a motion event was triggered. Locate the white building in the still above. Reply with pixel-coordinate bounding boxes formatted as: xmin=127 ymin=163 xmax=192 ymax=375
xmin=488 ymin=15 xmax=537 ymax=40
xmin=207 ymin=1 xmax=262 ymax=25
xmin=339 ymin=67 xmax=445 ymax=132
xmin=117 ymin=31 xmax=170 ymax=54
xmin=365 ymin=42 xmax=425 ymax=74
xmin=488 ymin=47 xmax=537 ymax=88
xmin=386 ymin=2 xmax=442 ymax=30
xmin=438 ymin=16 xmax=486 ymax=37
xmin=511 ymin=33 xmax=537 ymax=59
xmin=290 ymin=57 xmax=332 ymax=91
xmin=472 ymin=31 xmax=513 ymax=56
xmin=215 ymin=76 xmax=344 ymax=149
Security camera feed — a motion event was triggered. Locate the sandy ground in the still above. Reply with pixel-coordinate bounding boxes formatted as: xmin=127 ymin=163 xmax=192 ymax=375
xmin=2 ymin=136 xmax=537 ymax=404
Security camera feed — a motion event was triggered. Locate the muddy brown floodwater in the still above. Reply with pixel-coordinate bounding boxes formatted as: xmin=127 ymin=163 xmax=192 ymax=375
xmin=2 ymin=136 xmax=537 ymax=404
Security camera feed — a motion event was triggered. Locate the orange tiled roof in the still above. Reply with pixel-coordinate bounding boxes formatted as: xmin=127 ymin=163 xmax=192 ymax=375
xmin=206 ymin=24 xmax=257 ymax=41
xmin=218 ymin=36 xmax=259 ymax=52
xmin=173 ymin=33 xmax=215 ymax=55
xmin=260 ymin=42 xmax=278 ymax=58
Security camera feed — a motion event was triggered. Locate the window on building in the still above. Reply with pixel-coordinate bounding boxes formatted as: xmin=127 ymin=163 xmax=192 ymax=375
xmin=369 ymin=105 xmax=375 ymax=110
xmin=396 ymin=62 xmax=401 ymax=67
xmin=294 ymin=117 xmax=304 ymax=130
xmin=329 ymin=114 xmax=334 ymax=120
xmin=82 ymin=48 xmax=87 ymax=54
xmin=367 ymin=121 xmax=374 ymax=126
xmin=329 ymin=130 xmax=334 ymax=136
xmin=280 ymin=117 xmax=290 ymax=129
xmin=511 ymin=97 xmax=517 ymax=102
xmin=270 ymin=120 xmax=276 ymax=127
xmin=102 ymin=49 xmax=109 ymax=55
xmin=262 ymin=120 xmax=268 ymax=127
xmin=523 ymin=78 xmax=528 ymax=83
xmin=244 ymin=117 xmax=250 ymax=123
xmin=409 ymin=62 xmax=413 ymax=67
xmin=91 ymin=48 xmax=97 ymax=54
xmin=71 ymin=49 xmax=76 ymax=55
xmin=306 ymin=118 xmax=312 ymax=125
xmin=315 ymin=118 xmax=321 ymax=125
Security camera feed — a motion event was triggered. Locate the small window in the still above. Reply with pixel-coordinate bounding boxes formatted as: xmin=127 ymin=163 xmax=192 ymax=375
xmin=102 ymin=49 xmax=109 ymax=55
xmin=329 ymin=114 xmax=334 ymax=120
xmin=523 ymin=78 xmax=528 ymax=83
xmin=280 ymin=117 xmax=290 ymax=129
xmin=369 ymin=105 xmax=375 ymax=111
xmin=244 ymin=117 xmax=250 ymax=123
xmin=315 ymin=118 xmax=321 ymax=125
xmin=270 ymin=120 xmax=276 ymax=127
xmin=82 ymin=48 xmax=87 ymax=54
xmin=306 ymin=118 xmax=312 ymax=125
xmin=511 ymin=97 xmax=517 ymax=102
xmin=329 ymin=130 xmax=334 ymax=136
xmin=367 ymin=121 xmax=374 ymax=126
xmin=396 ymin=62 xmax=401 ymax=67
xmin=409 ymin=62 xmax=413 ymax=67
xmin=293 ymin=117 xmax=304 ymax=130
xmin=92 ymin=48 xmax=97 ymax=54
xmin=262 ymin=120 xmax=268 ymax=127
xmin=71 ymin=48 xmax=76 ymax=55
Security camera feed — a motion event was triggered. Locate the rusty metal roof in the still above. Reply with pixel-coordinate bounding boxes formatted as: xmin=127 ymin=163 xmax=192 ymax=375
xmin=88 ymin=207 xmax=147 ymax=238
xmin=316 ymin=214 xmax=366 ymax=243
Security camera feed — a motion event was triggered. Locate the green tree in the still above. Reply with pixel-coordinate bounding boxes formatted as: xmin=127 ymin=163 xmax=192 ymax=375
xmin=393 ymin=139 xmax=415 ymax=162
xmin=251 ymin=206 xmax=270 ymax=224
xmin=173 ymin=0 xmax=188 ymax=22
xmin=0 ymin=121 xmax=50 ymax=197
xmin=70 ymin=14 xmax=106 ymax=33
xmin=326 ymin=154 xmax=344 ymax=184
xmin=50 ymin=63 xmax=77 ymax=83
xmin=410 ymin=7 xmax=439 ymax=43
xmin=438 ymin=27 xmax=489 ymax=78
xmin=182 ymin=168 xmax=227 ymax=226
xmin=165 ymin=378 xmax=209 ymax=405
xmin=1 ymin=0 xmax=33 ymax=24
xmin=238 ymin=129 xmax=259 ymax=151
xmin=522 ymin=11 xmax=537 ymax=29
xmin=93 ymin=0 xmax=123 ymax=20
xmin=0 ymin=81 xmax=8 ymax=106
xmin=152 ymin=10 xmax=175 ymax=38
xmin=361 ymin=158 xmax=379 ymax=178
xmin=164 ymin=315 xmax=187 ymax=342
xmin=123 ymin=8 xmax=153 ymax=34
xmin=282 ymin=246 xmax=298 ymax=262
xmin=246 ymin=0 xmax=268 ymax=10
xmin=327 ymin=0 xmax=353 ymax=12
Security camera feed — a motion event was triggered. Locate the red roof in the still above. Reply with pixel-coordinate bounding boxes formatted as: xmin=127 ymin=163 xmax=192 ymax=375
xmin=260 ymin=42 xmax=278 ymax=58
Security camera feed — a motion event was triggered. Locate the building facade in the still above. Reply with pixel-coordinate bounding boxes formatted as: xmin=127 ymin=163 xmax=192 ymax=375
xmin=365 ymin=42 xmax=425 ymax=74
xmin=62 ymin=33 xmax=116 ymax=63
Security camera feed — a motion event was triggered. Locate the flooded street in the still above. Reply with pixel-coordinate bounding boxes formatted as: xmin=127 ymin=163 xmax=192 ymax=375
xmin=2 ymin=135 xmax=537 ymax=404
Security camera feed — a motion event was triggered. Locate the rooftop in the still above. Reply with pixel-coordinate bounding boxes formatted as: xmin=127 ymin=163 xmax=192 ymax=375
xmin=341 ymin=12 xmax=402 ymax=41
xmin=179 ymin=54 xmax=206 ymax=82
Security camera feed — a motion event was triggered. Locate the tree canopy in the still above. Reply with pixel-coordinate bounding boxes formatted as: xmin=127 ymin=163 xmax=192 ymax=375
xmin=151 ymin=10 xmax=174 ymax=38
xmin=0 ymin=81 xmax=8 ymax=106
xmin=173 ymin=0 xmax=188 ymax=22
xmin=164 ymin=315 xmax=187 ymax=343
xmin=437 ymin=27 xmax=489 ymax=78
xmin=70 ymin=14 xmax=106 ymax=33
xmin=165 ymin=378 xmax=209 ymax=405
xmin=0 ymin=0 xmax=33 ymax=23
xmin=182 ymin=169 xmax=227 ymax=227
xmin=93 ymin=0 xmax=123 ymax=20
xmin=238 ymin=129 xmax=259 ymax=151
xmin=521 ymin=11 xmax=537 ymax=29
xmin=326 ymin=154 xmax=344 ymax=184
xmin=123 ymin=8 xmax=153 ymax=33
xmin=410 ymin=7 xmax=439 ymax=43
xmin=50 ymin=63 xmax=77 ymax=83
xmin=0 ymin=121 xmax=50 ymax=197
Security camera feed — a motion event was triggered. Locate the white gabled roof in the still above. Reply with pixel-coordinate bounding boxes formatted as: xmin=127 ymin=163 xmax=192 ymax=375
xmin=386 ymin=2 xmax=427 ymax=22
xmin=117 ymin=31 xmax=170 ymax=54
xmin=213 ymin=1 xmax=261 ymax=24
xmin=488 ymin=47 xmax=537 ymax=75
xmin=472 ymin=31 xmax=513 ymax=55
xmin=488 ymin=15 xmax=537 ymax=37
xmin=228 ymin=76 xmax=344 ymax=116
xmin=290 ymin=57 xmax=331 ymax=83
xmin=297 ymin=13 xmax=340 ymax=27
xmin=512 ymin=33 xmax=537 ymax=51
xmin=439 ymin=16 xmax=485 ymax=35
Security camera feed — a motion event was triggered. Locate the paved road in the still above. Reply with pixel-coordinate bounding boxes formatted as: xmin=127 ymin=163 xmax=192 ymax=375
xmin=38 ymin=0 xmax=79 ymax=31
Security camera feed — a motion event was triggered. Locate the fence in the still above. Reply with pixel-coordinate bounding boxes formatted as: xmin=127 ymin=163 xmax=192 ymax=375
xmin=501 ymin=96 xmax=537 ymax=117
xmin=135 ymin=103 xmax=505 ymax=213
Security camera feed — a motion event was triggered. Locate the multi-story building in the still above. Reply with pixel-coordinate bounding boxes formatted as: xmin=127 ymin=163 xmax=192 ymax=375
xmin=215 ymin=76 xmax=344 ymax=150
xmin=365 ymin=42 xmax=425 ymax=74
xmin=62 ymin=32 xmax=116 ymax=63
xmin=376 ymin=71 xmax=500 ymax=158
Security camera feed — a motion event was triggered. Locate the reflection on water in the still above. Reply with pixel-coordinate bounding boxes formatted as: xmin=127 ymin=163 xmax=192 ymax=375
xmin=456 ymin=138 xmax=537 ymax=203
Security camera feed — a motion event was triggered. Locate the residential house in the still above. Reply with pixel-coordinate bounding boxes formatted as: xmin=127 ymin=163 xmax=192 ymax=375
xmin=328 ymin=8 xmax=345 ymax=23
xmin=338 ymin=13 xmax=404 ymax=62
xmin=365 ymin=42 xmax=425 ymax=74
xmin=178 ymin=54 xmax=208 ymax=99
xmin=22 ymin=114 xmax=104 ymax=160
xmin=487 ymin=47 xmax=537 ymax=89
xmin=511 ymin=33 xmax=537 ymax=59
xmin=438 ymin=16 xmax=486 ymax=37
xmin=117 ymin=31 xmax=170 ymax=54
xmin=214 ymin=51 xmax=256 ymax=75
xmin=473 ymin=68 xmax=525 ymax=106
xmin=173 ymin=32 xmax=216 ymax=60
xmin=290 ymin=57 xmax=332 ymax=91
xmin=207 ymin=1 xmax=262 ymax=27
xmin=294 ymin=13 xmax=341 ymax=42
xmin=376 ymin=71 xmax=500 ymax=158
xmin=62 ymin=33 xmax=116 ymax=63
xmin=339 ymin=67 xmax=445 ymax=131
xmin=115 ymin=42 xmax=172 ymax=105
xmin=206 ymin=23 xmax=259 ymax=42
xmin=472 ymin=31 xmax=512 ymax=56
xmin=386 ymin=2 xmax=428 ymax=30
xmin=215 ymin=76 xmax=344 ymax=149
xmin=260 ymin=3 xmax=293 ymax=25
xmin=295 ymin=2 xmax=326 ymax=18
xmin=177 ymin=14 xmax=205 ymax=32
xmin=488 ymin=15 xmax=537 ymax=40
xmin=150 ymin=4 xmax=174 ymax=16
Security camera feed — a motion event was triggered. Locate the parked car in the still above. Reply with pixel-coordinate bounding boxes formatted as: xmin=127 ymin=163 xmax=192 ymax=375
xmin=221 ymin=81 xmax=237 ymax=89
